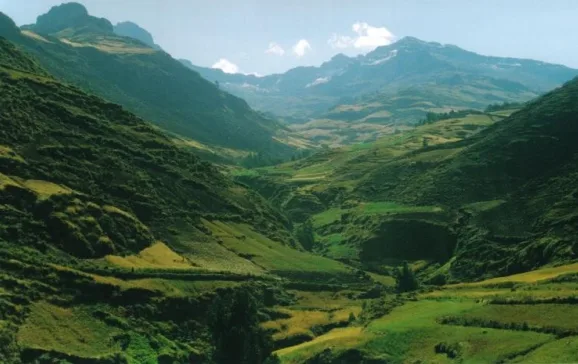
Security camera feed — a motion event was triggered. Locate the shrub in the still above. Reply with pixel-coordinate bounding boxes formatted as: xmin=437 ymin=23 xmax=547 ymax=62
xmin=395 ymin=261 xmax=419 ymax=292
xmin=208 ymin=290 xmax=274 ymax=364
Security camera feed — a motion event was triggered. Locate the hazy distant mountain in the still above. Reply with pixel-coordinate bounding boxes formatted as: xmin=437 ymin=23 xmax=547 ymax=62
xmin=184 ymin=37 xmax=578 ymax=123
xmin=114 ymin=21 xmax=162 ymax=50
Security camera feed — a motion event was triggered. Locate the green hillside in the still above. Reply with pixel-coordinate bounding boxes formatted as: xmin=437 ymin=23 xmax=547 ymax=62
xmin=225 ymin=82 xmax=578 ymax=361
xmin=2 ymin=4 xmax=578 ymax=363
xmin=236 ymin=78 xmax=578 ymax=282
xmin=0 ymin=36 xmax=380 ymax=362
xmin=0 ymin=4 xmax=300 ymax=160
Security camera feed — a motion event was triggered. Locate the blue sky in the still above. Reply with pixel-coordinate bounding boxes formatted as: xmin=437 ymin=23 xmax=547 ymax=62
xmin=1 ymin=0 xmax=577 ymax=75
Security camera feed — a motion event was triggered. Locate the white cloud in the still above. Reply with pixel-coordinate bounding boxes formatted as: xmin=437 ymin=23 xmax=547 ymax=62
xmin=328 ymin=22 xmax=395 ymax=51
xmin=265 ymin=42 xmax=285 ymax=56
xmin=306 ymin=77 xmax=330 ymax=88
xmin=292 ymin=39 xmax=311 ymax=57
xmin=211 ymin=58 xmax=239 ymax=74
xmin=328 ymin=34 xmax=354 ymax=49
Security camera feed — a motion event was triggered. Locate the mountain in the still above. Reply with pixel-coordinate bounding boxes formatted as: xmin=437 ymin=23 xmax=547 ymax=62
xmin=113 ymin=21 xmax=162 ymax=50
xmin=1 ymin=4 xmax=300 ymax=160
xmin=235 ymin=77 xmax=578 ymax=282
xmin=3 ymin=6 xmax=578 ymax=363
xmin=185 ymin=36 xmax=578 ymax=129
xmin=0 ymin=36 xmax=374 ymax=362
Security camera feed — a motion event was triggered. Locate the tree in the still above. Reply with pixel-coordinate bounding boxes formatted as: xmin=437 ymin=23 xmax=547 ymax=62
xmin=395 ymin=261 xmax=419 ymax=292
xmin=296 ymin=219 xmax=315 ymax=251
xmin=422 ymin=137 xmax=429 ymax=148
xmin=208 ymin=290 xmax=274 ymax=364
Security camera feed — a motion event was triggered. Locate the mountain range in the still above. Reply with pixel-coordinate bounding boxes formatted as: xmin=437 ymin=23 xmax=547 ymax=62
xmin=2 ymin=2 xmax=578 ymax=363
xmin=185 ymin=37 xmax=578 ymax=146
xmin=0 ymin=3 xmax=303 ymax=162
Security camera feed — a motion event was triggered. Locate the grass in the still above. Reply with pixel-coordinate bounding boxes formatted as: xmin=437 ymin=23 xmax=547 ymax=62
xmin=288 ymin=290 xmax=363 ymax=311
xmin=129 ymin=279 xmax=240 ymax=297
xmin=451 ymin=262 xmax=578 ymax=287
xmin=452 ymin=304 xmax=578 ymax=331
xmin=276 ymin=327 xmax=364 ymax=362
xmin=510 ymin=336 xmax=578 ymax=363
xmin=19 ymin=179 xmax=73 ymax=199
xmin=311 ymin=201 xmax=442 ymax=229
xmin=105 ymin=242 xmax=196 ymax=270
xmin=357 ymin=201 xmax=442 ymax=215
xmin=204 ymin=221 xmax=354 ymax=278
xmin=312 ymin=208 xmax=345 ymax=228
xmin=263 ymin=309 xmax=334 ymax=341
xmin=277 ymin=289 xmax=571 ymax=363
xmin=463 ymin=199 xmax=506 ymax=212
xmin=17 ymin=302 xmax=121 ymax=358
xmin=0 ymin=145 xmax=25 ymax=162
xmin=360 ymin=300 xmax=554 ymax=363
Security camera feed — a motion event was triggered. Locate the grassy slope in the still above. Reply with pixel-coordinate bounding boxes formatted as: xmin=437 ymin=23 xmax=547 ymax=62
xmin=0 ymin=37 xmax=378 ymax=362
xmin=235 ymin=112 xmax=504 ymax=269
xmin=0 ymin=8 xmax=299 ymax=159
xmin=294 ymin=81 xmax=535 ymax=146
xmin=358 ymin=77 xmax=578 ymax=280
xmin=238 ymin=79 xmax=578 ymax=282
xmin=274 ymin=262 xmax=578 ymax=363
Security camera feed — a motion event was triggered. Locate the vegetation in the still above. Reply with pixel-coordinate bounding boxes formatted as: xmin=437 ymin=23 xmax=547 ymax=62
xmin=208 ymin=290 xmax=274 ymax=363
xmin=0 ymin=5 xmax=300 ymax=159
xmin=1 ymin=4 xmax=578 ymax=363
xmin=0 ymin=35 xmax=364 ymax=362
xmin=485 ymin=101 xmax=525 ymax=112
xmin=417 ymin=109 xmax=482 ymax=125
xmin=395 ymin=262 xmax=419 ymax=293
xmin=295 ymin=219 xmax=315 ymax=251
xmin=188 ymin=36 xmax=575 ymax=130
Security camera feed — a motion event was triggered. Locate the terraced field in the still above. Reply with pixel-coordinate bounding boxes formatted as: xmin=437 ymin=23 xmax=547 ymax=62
xmin=269 ymin=262 xmax=578 ymax=363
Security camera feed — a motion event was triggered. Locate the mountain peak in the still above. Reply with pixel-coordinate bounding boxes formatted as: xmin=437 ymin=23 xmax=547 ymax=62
xmin=330 ymin=53 xmax=349 ymax=61
xmin=0 ymin=12 xmax=19 ymax=35
xmin=322 ymin=53 xmax=354 ymax=69
xmin=397 ymin=36 xmax=427 ymax=44
xmin=114 ymin=21 xmax=162 ymax=50
xmin=33 ymin=2 xmax=113 ymax=35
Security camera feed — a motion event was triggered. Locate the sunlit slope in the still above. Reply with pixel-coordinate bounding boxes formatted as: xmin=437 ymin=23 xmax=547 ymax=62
xmin=273 ymin=262 xmax=578 ymax=363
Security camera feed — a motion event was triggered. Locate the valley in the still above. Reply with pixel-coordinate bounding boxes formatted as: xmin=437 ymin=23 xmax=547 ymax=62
xmin=0 ymin=2 xmax=578 ymax=363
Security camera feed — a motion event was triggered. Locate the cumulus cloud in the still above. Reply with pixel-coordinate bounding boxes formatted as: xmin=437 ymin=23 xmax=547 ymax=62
xmin=211 ymin=58 xmax=239 ymax=74
xmin=328 ymin=22 xmax=395 ymax=51
xmin=292 ymin=39 xmax=312 ymax=57
xmin=265 ymin=42 xmax=285 ymax=56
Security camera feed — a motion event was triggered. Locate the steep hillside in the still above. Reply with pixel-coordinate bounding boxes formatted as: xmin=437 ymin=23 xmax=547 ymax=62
xmin=0 ymin=36 xmax=378 ymax=362
xmin=357 ymin=77 xmax=578 ymax=280
xmin=0 ymin=4 xmax=299 ymax=159
xmin=236 ymin=80 xmax=578 ymax=281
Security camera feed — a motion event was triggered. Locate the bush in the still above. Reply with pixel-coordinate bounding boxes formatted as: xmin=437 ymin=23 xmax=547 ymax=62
xmin=395 ymin=261 xmax=419 ymax=292
xmin=208 ymin=290 xmax=274 ymax=364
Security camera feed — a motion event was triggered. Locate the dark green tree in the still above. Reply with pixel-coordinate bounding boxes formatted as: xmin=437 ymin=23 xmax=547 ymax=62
xmin=208 ymin=290 xmax=273 ymax=364
xmin=395 ymin=261 xmax=419 ymax=292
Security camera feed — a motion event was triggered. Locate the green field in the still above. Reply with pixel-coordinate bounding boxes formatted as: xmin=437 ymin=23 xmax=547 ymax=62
xmin=271 ymin=262 xmax=578 ymax=363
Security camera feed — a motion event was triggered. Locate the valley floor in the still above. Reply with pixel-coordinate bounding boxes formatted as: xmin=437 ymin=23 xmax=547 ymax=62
xmin=267 ymin=262 xmax=578 ymax=363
